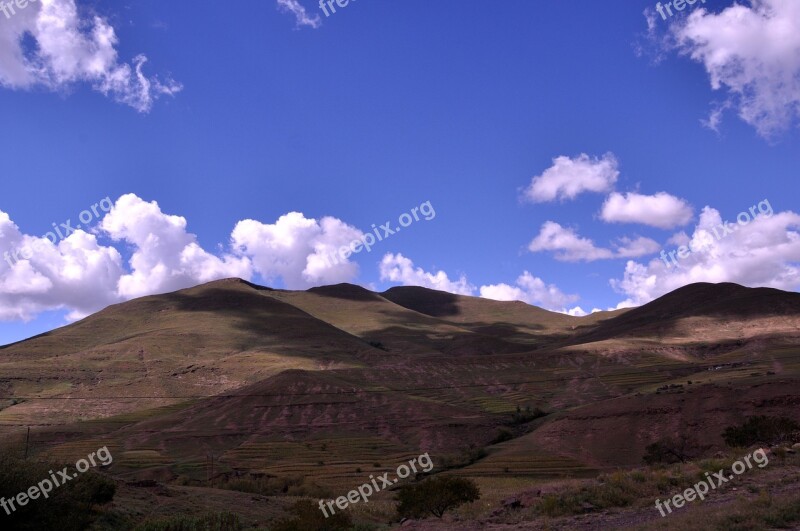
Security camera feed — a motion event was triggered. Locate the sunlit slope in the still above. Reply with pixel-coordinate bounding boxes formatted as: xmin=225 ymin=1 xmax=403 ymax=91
xmin=0 ymin=279 xmax=385 ymax=423
xmin=271 ymin=283 xmax=541 ymax=356
xmin=573 ymin=282 xmax=800 ymax=345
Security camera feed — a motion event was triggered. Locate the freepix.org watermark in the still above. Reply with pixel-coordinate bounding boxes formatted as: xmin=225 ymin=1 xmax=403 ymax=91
xmin=654 ymin=0 xmax=706 ymax=22
xmin=318 ymin=0 xmax=357 ymax=18
xmin=3 ymin=196 xmax=113 ymax=268
xmin=654 ymin=448 xmax=768 ymax=517
xmin=322 ymin=200 xmax=435 ymax=268
xmin=0 ymin=0 xmax=37 ymax=20
xmin=319 ymin=453 xmax=434 ymax=518
xmin=1 ymin=446 xmax=113 ymax=516
xmin=660 ymin=199 xmax=773 ymax=268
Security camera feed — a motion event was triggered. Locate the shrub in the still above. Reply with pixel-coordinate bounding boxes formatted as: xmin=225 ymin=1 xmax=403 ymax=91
xmin=491 ymin=429 xmax=514 ymax=444
xmin=0 ymin=451 xmax=116 ymax=530
xmin=438 ymin=445 xmax=487 ymax=470
xmin=722 ymin=416 xmax=800 ymax=447
xmin=397 ymin=476 xmax=480 ymax=519
xmin=643 ymin=438 xmax=694 ymax=465
xmin=511 ymin=405 xmax=547 ymax=425
xmin=534 ymin=469 xmax=693 ymax=517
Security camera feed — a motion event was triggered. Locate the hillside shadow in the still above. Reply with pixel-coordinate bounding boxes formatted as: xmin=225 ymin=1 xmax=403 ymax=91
xmin=307 ymin=284 xmax=385 ymax=302
xmin=381 ymin=287 xmax=461 ymax=317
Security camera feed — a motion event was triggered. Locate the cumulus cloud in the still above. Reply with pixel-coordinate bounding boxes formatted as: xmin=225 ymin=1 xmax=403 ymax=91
xmin=0 ymin=194 xmax=379 ymax=322
xmin=479 ymin=271 xmax=579 ymax=311
xmin=0 ymin=210 xmax=125 ymax=321
xmin=614 ymin=236 xmax=662 ymax=258
xmin=528 ymin=222 xmax=614 ymax=262
xmin=522 ymin=153 xmax=619 ymax=203
xmin=611 ymin=202 xmax=800 ymax=307
xmin=277 ymin=0 xmax=322 ymax=29
xmin=667 ymin=231 xmax=691 ymax=247
xmin=0 ymin=195 xmax=595 ymax=323
xmin=565 ymin=306 xmax=589 ymax=317
xmin=101 ymin=195 xmax=251 ymax=299
xmin=379 ymin=253 xmax=475 ymax=295
xmin=601 ymin=192 xmax=694 ymax=229
xmin=0 ymin=0 xmax=181 ymax=112
xmin=668 ymin=0 xmax=800 ymax=138
xmin=529 ymin=222 xmax=660 ymax=262
xmin=378 ymin=254 xmax=581 ymax=313
xmin=232 ymin=213 xmax=362 ymax=289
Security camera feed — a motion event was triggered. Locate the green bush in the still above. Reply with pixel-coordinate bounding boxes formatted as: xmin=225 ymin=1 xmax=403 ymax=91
xmin=722 ymin=416 xmax=800 ymax=447
xmin=0 ymin=451 xmax=116 ymax=530
xmin=397 ymin=476 xmax=480 ymax=519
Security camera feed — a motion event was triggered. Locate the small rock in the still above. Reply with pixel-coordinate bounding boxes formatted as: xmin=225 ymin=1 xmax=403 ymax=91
xmin=502 ymin=497 xmax=523 ymax=509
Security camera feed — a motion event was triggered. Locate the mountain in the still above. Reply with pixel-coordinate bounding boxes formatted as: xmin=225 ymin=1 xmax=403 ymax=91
xmin=569 ymin=282 xmax=800 ymax=351
xmin=0 ymin=279 xmax=798 ymax=527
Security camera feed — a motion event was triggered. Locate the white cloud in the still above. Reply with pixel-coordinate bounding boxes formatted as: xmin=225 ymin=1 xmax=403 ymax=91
xmin=0 ymin=210 xmax=124 ymax=321
xmin=601 ymin=192 xmax=694 ymax=229
xmin=379 ymin=253 xmax=475 ymax=295
xmin=522 ymin=153 xmax=619 ymax=203
xmin=0 ymin=0 xmax=181 ymax=112
xmin=0 ymin=194 xmax=377 ymax=322
xmin=611 ymin=204 xmax=800 ymax=306
xmin=667 ymin=231 xmax=691 ymax=246
xmin=479 ymin=271 xmax=579 ymax=311
xmin=528 ymin=222 xmax=614 ymax=262
xmin=377 ymin=254 xmax=581 ymax=313
xmin=277 ymin=0 xmax=322 ymax=29
xmin=565 ymin=306 xmax=588 ymax=317
xmin=100 ymin=194 xmax=251 ymax=299
xmin=231 ymin=212 xmax=362 ymax=289
xmin=670 ymin=0 xmax=800 ymax=138
xmin=614 ymin=236 xmax=662 ymax=258
xmin=529 ymin=222 xmax=660 ymax=262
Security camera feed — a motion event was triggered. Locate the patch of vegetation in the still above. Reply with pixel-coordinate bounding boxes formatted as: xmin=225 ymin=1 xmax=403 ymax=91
xmin=133 ymin=512 xmax=242 ymax=531
xmin=397 ymin=476 xmax=480 ymax=519
xmin=643 ymin=436 xmax=699 ymax=464
xmin=212 ymin=474 xmax=330 ymax=498
xmin=679 ymin=492 xmax=800 ymax=531
xmin=722 ymin=416 xmax=800 ymax=447
xmin=271 ymin=500 xmax=352 ymax=531
xmin=491 ymin=428 xmax=514 ymax=444
xmin=0 ymin=451 xmax=116 ymax=530
xmin=534 ymin=469 xmax=693 ymax=517
xmin=439 ymin=445 xmax=487 ymax=469
xmin=510 ymin=405 xmax=547 ymax=425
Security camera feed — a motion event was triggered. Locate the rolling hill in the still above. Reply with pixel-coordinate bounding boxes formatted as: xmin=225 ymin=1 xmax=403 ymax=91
xmin=0 ymin=278 xmax=798 ymax=528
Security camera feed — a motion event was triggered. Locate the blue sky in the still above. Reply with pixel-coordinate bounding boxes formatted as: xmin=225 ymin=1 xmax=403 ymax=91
xmin=0 ymin=0 xmax=799 ymax=344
